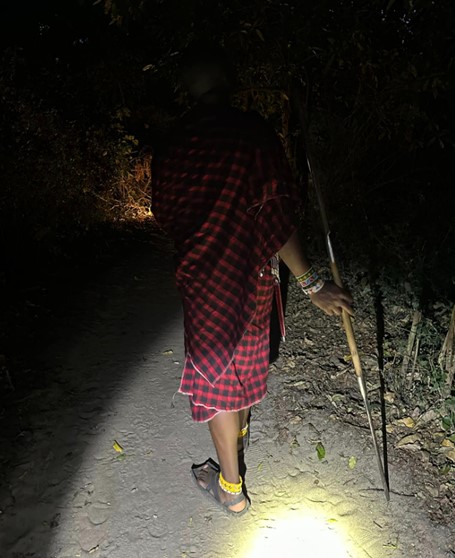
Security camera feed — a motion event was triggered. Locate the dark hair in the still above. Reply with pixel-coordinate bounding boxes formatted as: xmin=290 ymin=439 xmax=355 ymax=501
xmin=180 ymin=39 xmax=234 ymax=83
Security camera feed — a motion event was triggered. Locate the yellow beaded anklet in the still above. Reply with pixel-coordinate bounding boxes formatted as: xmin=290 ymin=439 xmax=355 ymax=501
xmin=238 ymin=424 xmax=249 ymax=438
xmin=219 ymin=472 xmax=243 ymax=495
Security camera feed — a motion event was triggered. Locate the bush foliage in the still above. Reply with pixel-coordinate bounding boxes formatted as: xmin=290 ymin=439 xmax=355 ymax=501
xmin=1 ymin=0 xmax=454 ymax=409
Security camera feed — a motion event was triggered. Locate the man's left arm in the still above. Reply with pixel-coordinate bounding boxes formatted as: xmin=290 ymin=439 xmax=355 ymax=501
xmin=278 ymin=230 xmax=353 ymax=317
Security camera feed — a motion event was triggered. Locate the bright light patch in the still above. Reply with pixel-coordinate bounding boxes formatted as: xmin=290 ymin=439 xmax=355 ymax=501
xmin=244 ymin=511 xmax=355 ymax=558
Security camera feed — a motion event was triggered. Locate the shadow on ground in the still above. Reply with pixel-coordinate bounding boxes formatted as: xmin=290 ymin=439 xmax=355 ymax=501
xmin=0 ymin=231 xmax=182 ymax=557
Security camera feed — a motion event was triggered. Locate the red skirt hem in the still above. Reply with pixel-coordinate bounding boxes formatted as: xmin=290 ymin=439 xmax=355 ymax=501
xmin=179 ymin=267 xmax=275 ymax=422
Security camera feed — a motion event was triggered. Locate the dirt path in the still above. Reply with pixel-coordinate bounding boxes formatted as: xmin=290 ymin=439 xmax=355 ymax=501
xmin=0 ymin=235 xmax=453 ymax=558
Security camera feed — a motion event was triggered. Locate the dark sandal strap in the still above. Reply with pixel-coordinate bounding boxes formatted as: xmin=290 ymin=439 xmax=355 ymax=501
xmin=209 ymin=471 xmax=246 ymax=511
xmin=192 ymin=459 xmax=248 ymax=515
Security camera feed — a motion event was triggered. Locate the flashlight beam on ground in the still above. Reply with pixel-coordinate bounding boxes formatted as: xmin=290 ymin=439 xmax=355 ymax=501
xmin=242 ymin=511 xmax=359 ymax=558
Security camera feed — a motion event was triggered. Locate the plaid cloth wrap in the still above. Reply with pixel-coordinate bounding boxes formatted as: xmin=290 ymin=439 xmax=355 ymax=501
xmin=182 ymin=264 xmax=275 ymax=421
xmin=152 ymin=105 xmax=301 ymax=418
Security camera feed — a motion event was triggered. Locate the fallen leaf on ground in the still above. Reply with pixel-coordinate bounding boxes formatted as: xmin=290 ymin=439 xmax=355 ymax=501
xmin=113 ymin=440 xmax=123 ymax=453
xmin=400 ymin=417 xmax=415 ymax=428
xmin=316 ymin=441 xmax=326 ymax=460
xmin=348 ymin=456 xmax=357 ymax=469
xmin=162 ymin=349 xmax=173 ymax=355
xmin=441 ymin=439 xmax=455 ymax=448
xmin=396 ymin=433 xmax=421 ymax=447
xmin=446 ymin=449 xmax=455 ymax=463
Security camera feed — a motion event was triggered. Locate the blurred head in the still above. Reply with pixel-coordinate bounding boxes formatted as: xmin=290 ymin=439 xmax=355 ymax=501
xmin=180 ymin=40 xmax=234 ymax=102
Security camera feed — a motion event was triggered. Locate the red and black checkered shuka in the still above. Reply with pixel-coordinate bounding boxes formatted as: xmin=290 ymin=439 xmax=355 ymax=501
xmin=152 ymin=105 xmax=301 ymax=421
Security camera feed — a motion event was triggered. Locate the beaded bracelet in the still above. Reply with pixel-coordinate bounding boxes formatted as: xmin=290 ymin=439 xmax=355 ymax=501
xmin=296 ymin=266 xmax=325 ymax=296
xmin=295 ymin=267 xmax=315 ymax=283
xmin=298 ymin=271 xmax=320 ymax=289
xmin=219 ymin=471 xmax=243 ymax=494
xmin=302 ymin=278 xmax=325 ymax=295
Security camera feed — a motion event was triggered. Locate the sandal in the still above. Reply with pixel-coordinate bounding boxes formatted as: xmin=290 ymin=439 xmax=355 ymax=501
xmin=191 ymin=458 xmax=250 ymax=516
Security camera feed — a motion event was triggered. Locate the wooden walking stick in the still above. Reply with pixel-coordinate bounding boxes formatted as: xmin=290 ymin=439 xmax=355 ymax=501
xmin=296 ymin=94 xmax=390 ymax=501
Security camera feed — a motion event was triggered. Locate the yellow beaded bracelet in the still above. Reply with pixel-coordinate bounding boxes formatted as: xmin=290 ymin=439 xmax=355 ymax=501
xmin=238 ymin=425 xmax=249 ymax=438
xmin=295 ymin=267 xmax=314 ymax=282
xmin=219 ymin=471 xmax=243 ymax=494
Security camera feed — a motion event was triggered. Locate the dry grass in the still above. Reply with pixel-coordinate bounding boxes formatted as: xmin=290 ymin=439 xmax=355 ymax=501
xmin=109 ymin=152 xmax=153 ymax=221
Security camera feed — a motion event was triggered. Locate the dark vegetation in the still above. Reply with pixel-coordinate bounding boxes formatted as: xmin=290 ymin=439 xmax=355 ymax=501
xmin=1 ymin=1 xmax=454 ymax=442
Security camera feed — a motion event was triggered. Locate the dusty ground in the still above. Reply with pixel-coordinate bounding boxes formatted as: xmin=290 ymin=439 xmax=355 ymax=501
xmin=0 ymin=231 xmax=454 ymax=558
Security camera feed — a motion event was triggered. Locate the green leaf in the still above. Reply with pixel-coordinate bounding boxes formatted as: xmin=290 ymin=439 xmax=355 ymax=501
xmin=441 ymin=416 xmax=453 ymax=431
xmin=348 ymin=456 xmax=357 ymax=469
xmin=316 ymin=442 xmax=326 ymax=460
xmin=439 ymin=464 xmax=452 ymax=475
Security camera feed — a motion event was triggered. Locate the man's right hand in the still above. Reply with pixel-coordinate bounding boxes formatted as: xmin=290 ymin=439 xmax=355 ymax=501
xmin=309 ymin=281 xmax=353 ymax=316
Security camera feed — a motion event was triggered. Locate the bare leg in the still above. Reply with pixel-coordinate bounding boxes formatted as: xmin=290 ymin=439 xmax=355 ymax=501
xmin=238 ymin=407 xmax=250 ymax=431
xmin=237 ymin=406 xmax=251 ymax=480
xmin=237 ymin=406 xmax=251 ymax=452
xmin=195 ymin=411 xmax=247 ymax=513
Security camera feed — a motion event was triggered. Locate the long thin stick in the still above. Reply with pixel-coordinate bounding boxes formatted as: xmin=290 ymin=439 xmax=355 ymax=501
xmin=297 ymin=96 xmax=390 ymax=501
xmin=439 ymin=305 xmax=455 ymax=398
xmin=402 ymin=309 xmax=422 ymax=380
